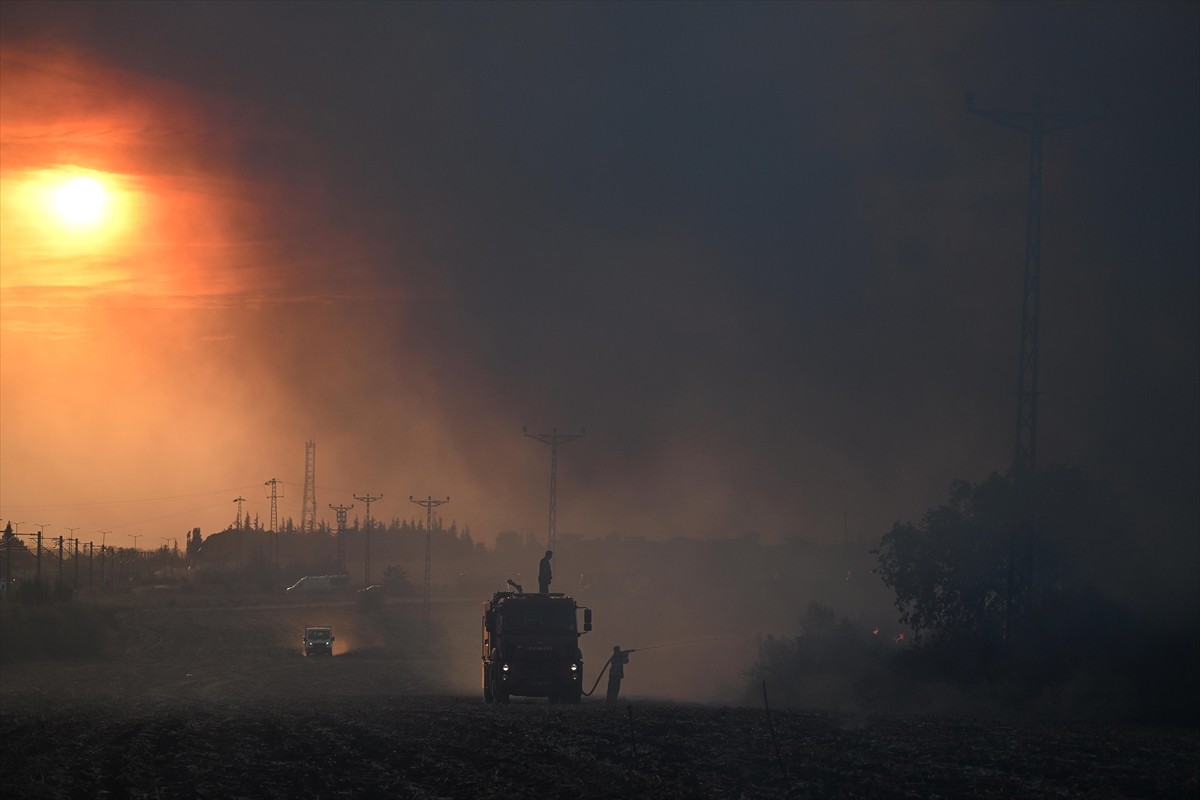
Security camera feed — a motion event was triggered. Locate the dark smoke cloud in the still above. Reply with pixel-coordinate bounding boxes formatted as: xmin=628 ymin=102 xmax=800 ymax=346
xmin=1 ymin=3 xmax=1195 ymax=620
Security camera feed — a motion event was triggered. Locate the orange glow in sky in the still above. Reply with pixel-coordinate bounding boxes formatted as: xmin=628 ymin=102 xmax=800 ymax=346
xmin=0 ymin=46 xmax=298 ymax=543
xmin=0 ymin=44 xmax=432 ymax=547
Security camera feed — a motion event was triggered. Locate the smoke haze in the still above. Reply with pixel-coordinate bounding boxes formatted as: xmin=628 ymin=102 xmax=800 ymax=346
xmin=1 ymin=3 xmax=1196 ymax=629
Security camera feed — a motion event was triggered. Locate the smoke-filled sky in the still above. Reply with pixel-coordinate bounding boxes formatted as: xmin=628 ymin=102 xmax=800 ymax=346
xmin=1 ymin=2 xmax=1196 ymax=578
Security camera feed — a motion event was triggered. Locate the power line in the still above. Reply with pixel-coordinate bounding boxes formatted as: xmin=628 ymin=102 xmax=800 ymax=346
xmin=3 ymin=486 xmax=265 ymax=510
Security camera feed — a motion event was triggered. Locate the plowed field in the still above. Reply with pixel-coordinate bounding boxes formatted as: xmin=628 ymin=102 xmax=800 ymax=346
xmin=2 ymin=598 xmax=1197 ymax=799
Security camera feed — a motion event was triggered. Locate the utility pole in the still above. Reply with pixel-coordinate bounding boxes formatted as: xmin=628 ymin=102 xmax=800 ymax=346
xmin=410 ymin=495 xmax=450 ymax=640
xmin=233 ymin=496 xmax=245 ymax=529
xmin=329 ymin=503 xmax=354 ymax=573
xmin=524 ymin=427 xmax=585 ymax=553
xmin=265 ymin=478 xmax=281 ymax=570
xmin=353 ymin=493 xmax=382 ymax=587
xmin=967 ymin=93 xmax=1100 ymax=640
xmin=65 ymin=527 xmax=79 ymax=587
xmin=99 ymin=531 xmax=110 ymax=589
xmin=2 ymin=522 xmax=13 ymax=596
xmin=301 ymin=440 xmax=317 ymax=532
xmin=130 ymin=535 xmax=141 ymax=580
xmin=57 ymin=536 xmax=64 ymax=583
xmin=35 ymin=524 xmax=49 ymax=587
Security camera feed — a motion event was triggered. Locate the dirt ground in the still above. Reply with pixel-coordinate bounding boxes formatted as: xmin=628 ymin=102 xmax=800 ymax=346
xmin=2 ymin=596 xmax=1197 ymax=799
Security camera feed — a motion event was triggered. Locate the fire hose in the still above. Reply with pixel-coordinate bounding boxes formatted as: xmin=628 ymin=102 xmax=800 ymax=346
xmin=580 ymin=637 xmax=745 ymax=696
xmin=581 ymin=651 xmax=633 ymax=697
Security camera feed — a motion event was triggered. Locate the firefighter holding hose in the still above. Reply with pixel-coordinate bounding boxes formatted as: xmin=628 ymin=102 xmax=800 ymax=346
xmin=607 ymin=645 xmax=633 ymax=702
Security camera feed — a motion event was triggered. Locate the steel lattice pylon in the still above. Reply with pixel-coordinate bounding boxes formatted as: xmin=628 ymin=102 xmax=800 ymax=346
xmin=967 ymin=93 xmax=1099 ymax=639
xmin=301 ymin=441 xmax=317 ymax=532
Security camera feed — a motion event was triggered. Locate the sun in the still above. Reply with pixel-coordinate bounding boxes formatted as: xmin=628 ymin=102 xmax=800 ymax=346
xmin=51 ymin=176 xmax=110 ymax=226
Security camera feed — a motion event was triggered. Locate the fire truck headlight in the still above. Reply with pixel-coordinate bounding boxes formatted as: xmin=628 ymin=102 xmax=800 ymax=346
xmin=570 ymin=663 xmax=578 ymax=672
xmin=501 ymin=663 xmax=510 ymax=672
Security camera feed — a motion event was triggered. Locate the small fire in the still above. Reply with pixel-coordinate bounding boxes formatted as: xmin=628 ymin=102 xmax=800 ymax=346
xmin=872 ymin=627 xmax=880 ymax=636
xmin=893 ymin=633 xmax=905 ymax=643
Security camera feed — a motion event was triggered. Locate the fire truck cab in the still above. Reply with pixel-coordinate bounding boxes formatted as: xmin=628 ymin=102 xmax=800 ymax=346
xmin=482 ymin=591 xmax=592 ymax=704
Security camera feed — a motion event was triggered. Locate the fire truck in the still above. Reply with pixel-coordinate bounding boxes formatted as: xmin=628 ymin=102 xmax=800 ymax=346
xmin=482 ymin=589 xmax=592 ymax=703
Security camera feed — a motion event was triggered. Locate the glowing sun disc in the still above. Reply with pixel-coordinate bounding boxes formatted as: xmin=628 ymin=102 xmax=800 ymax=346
xmin=52 ymin=177 xmax=108 ymax=225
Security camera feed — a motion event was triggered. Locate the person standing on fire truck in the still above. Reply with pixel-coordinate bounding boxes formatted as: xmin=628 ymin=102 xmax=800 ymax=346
xmin=538 ymin=550 xmax=553 ymax=593
xmin=607 ymin=645 xmax=631 ymax=702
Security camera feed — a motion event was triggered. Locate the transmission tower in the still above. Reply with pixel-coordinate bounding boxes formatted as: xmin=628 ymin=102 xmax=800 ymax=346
xmin=353 ymin=493 xmax=382 ymax=587
xmin=524 ymin=426 xmax=585 ymax=553
xmin=967 ymin=93 xmax=1099 ymax=640
xmin=265 ymin=478 xmax=281 ymax=569
xmin=233 ymin=496 xmax=245 ymax=529
xmin=410 ymin=495 xmax=450 ymax=640
xmin=301 ymin=440 xmax=317 ymax=531
xmin=329 ymin=503 xmax=353 ymax=572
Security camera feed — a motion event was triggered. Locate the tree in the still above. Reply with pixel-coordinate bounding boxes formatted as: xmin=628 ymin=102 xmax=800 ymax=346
xmin=381 ymin=564 xmax=415 ymax=596
xmin=874 ymin=465 xmax=1131 ymax=647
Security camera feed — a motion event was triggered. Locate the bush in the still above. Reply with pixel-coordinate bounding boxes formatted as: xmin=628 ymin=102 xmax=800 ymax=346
xmin=745 ymin=602 xmax=891 ymax=712
xmin=746 ymin=600 xmax=1200 ymax=723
